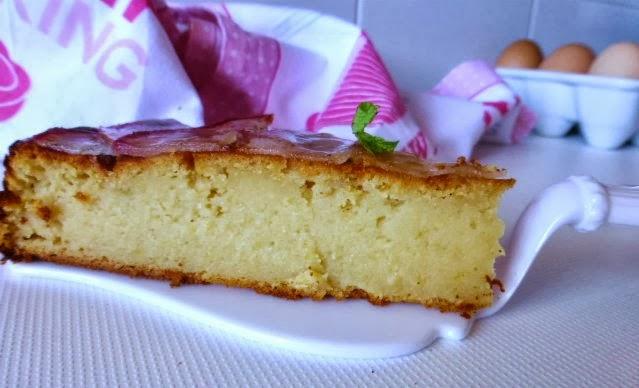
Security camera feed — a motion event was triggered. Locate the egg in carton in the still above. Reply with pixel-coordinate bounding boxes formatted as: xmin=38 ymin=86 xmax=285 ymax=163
xmin=497 ymin=41 xmax=639 ymax=149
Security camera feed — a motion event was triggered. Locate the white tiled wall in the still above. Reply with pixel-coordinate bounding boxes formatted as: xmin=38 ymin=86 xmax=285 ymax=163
xmin=359 ymin=0 xmax=534 ymax=91
xmin=176 ymin=0 xmax=639 ymax=91
xmin=530 ymin=0 xmax=639 ymax=53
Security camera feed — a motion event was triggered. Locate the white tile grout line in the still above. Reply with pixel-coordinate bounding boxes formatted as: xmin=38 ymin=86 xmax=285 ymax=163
xmin=355 ymin=0 xmax=364 ymax=26
xmin=527 ymin=0 xmax=540 ymax=39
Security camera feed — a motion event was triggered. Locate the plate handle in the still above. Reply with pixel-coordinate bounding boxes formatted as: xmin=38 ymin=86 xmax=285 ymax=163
xmin=479 ymin=176 xmax=637 ymax=318
xmin=607 ymin=184 xmax=639 ymax=226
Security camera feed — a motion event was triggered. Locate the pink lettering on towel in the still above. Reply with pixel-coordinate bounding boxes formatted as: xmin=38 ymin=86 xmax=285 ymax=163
xmin=100 ymin=0 xmax=149 ymax=22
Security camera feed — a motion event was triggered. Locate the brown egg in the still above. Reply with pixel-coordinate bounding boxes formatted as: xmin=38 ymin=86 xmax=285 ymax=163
xmin=539 ymin=43 xmax=596 ymax=73
xmin=496 ymin=39 xmax=544 ymax=68
xmin=590 ymin=42 xmax=639 ymax=79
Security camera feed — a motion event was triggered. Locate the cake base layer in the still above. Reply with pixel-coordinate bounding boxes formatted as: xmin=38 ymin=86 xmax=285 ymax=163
xmin=1 ymin=142 xmax=513 ymax=316
xmin=4 ymin=252 xmax=461 ymax=310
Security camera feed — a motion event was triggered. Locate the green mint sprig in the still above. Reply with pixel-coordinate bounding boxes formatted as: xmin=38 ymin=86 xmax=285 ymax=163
xmin=351 ymin=102 xmax=398 ymax=155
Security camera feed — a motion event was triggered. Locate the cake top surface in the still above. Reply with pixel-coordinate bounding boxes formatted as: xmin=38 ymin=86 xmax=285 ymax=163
xmin=28 ymin=116 xmax=510 ymax=180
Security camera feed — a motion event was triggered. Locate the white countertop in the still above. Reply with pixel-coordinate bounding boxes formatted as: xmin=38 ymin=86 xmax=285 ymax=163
xmin=1 ymin=134 xmax=638 ymax=387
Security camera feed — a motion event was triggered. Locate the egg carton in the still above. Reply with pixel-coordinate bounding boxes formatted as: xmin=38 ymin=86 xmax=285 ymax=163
xmin=497 ymin=67 xmax=639 ymax=149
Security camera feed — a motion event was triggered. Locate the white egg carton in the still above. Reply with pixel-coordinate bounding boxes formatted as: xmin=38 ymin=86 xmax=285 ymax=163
xmin=497 ymin=67 xmax=639 ymax=148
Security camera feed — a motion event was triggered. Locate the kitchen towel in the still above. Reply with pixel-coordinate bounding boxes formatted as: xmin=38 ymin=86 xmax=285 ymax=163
xmin=0 ymin=0 xmax=534 ymax=161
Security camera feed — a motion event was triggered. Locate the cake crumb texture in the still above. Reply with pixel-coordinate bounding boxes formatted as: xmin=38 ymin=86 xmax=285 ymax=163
xmin=0 ymin=142 xmax=513 ymax=316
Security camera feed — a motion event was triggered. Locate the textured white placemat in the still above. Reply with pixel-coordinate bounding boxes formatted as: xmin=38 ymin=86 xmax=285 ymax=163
xmin=1 ymin=136 xmax=638 ymax=387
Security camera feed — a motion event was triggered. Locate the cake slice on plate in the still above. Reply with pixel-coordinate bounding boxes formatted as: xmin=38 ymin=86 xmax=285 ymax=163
xmin=0 ymin=115 xmax=514 ymax=317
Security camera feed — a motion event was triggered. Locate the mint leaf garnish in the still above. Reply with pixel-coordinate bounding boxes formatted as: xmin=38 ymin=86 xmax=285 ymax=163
xmin=351 ymin=102 xmax=398 ymax=155
xmin=355 ymin=131 xmax=399 ymax=154
xmin=352 ymin=101 xmax=378 ymax=134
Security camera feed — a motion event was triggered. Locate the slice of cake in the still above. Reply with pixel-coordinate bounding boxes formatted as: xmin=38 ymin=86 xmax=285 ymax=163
xmin=0 ymin=117 xmax=514 ymax=317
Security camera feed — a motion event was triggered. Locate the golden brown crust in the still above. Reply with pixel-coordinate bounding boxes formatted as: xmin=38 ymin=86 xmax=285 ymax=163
xmin=5 ymin=141 xmax=515 ymax=193
xmin=2 ymin=248 xmax=482 ymax=317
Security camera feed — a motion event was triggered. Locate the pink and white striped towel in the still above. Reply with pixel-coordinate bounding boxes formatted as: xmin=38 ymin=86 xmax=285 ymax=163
xmin=151 ymin=1 xmax=534 ymax=161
